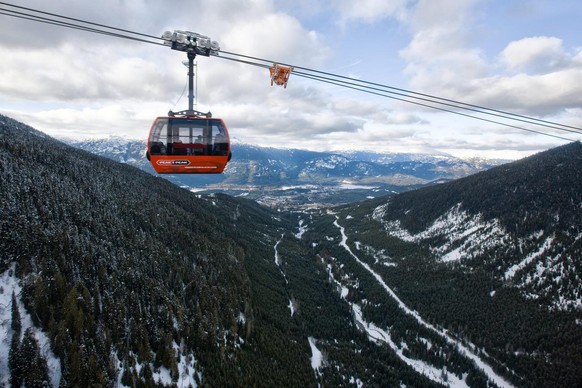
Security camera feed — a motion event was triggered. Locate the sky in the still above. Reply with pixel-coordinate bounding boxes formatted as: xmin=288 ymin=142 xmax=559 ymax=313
xmin=0 ymin=0 xmax=581 ymax=160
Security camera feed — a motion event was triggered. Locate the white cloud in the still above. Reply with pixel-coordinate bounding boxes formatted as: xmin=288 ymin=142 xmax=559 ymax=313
xmin=466 ymin=67 xmax=582 ymax=115
xmin=395 ymin=0 xmax=582 ymax=126
xmin=221 ymin=12 xmax=328 ymax=65
xmin=334 ymin=0 xmax=409 ymax=23
xmin=499 ymin=36 xmax=569 ymax=73
xmin=3 ymin=104 xmax=157 ymax=140
xmin=0 ymin=0 xmax=337 ymax=143
xmin=1 ymin=0 xmax=581 ymax=160
xmin=0 ymin=44 xmax=179 ymax=103
xmin=398 ymin=0 xmax=489 ymax=98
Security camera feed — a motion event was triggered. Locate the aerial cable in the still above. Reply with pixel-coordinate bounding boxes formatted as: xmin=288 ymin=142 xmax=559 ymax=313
xmin=298 ymin=65 xmax=582 ymax=134
xmin=0 ymin=2 xmax=161 ymax=42
xmin=0 ymin=2 xmax=579 ymax=142
xmin=289 ymin=68 xmax=582 ymax=136
xmin=216 ymin=53 xmax=578 ymax=140
xmin=218 ymin=50 xmax=582 ymax=135
xmin=0 ymin=9 xmax=150 ymax=44
xmin=293 ymin=72 xmax=575 ymax=142
xmin=0 ymin=7 xmax=164 ymax=46
xmin=218 ymin=50 xmax=578 ymax=141
xmin=0 ymin=8 xmax=148 ymax=43
xmin=211 ymin=53 xmax=272 ymax=70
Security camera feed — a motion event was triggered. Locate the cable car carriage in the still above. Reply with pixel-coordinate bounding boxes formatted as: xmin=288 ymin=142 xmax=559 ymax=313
xmin=147 ymin=112 xmax=231 ymax=174
xmin=147 ymin=31 xmax=232 ymax=174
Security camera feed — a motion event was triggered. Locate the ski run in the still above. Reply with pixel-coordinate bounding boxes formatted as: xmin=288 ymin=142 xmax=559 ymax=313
xmin=333 ymin=217 xmax=514 ymax=388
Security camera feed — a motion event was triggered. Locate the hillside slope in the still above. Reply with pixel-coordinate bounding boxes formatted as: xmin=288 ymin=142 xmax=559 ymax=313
xmin=310 ymin=142 xmax=582 ymax=387
xmin=4 ymin=114 xmax=580 ymax=387
xmin=371 ymin=142 xmax=582 ymax=310
xmin=0 ymin=115 xmax=316 ymax=386
xmin=1 ymin=115 xmax=464 ymax=387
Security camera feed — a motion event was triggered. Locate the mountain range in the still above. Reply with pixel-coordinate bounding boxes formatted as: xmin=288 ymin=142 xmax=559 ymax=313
xmin=66 ymin=137 xmax=508 ymax=208
xmin=1 ymin=114 xmax=581 ymax=387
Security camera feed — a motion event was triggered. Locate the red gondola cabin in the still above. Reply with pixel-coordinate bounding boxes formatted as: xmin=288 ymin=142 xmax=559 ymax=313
xmin=147 ymin=116 xmax=231 ymax=174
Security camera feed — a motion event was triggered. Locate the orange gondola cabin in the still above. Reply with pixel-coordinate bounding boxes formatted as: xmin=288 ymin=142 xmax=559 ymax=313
xmin=147 ymin=115 xmax=231 ymax=174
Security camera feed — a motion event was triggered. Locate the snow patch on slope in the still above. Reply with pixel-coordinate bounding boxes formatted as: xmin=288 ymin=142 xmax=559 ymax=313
xmin=373 ymin=203 xmax=507 ymax=263
xmin=0 ymin=263 xmax=61 ymax=388
xmin=372 ymin=202 xmax=581 ymax=311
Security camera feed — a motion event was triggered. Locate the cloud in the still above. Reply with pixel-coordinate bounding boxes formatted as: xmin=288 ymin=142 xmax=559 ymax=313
xmin=2 ymin=104 xmax=157 ymax=139
xmin=399 ymin=0 xmax=488 ymax=92
xmin=469 ymin=67 xmax=582 ymax=115
xmin=221 ymin=12 xmax=328 ymax=66
xmin=499 ymin=36 xmax=569 ymax=73
xmin=0 ymin=0 xmax=341 ymax=143
xmin=395 ymin=0 xmax=582 ymax=123
xmin=0 ymin=0 xmax=172 ymax=48
xmin=334 ymin=0 xmax=409 ymax=23
xmin=0 ymin=0 xmax=579 ymax=160
xmin=0 ymin=44 xmax=179 ymax=103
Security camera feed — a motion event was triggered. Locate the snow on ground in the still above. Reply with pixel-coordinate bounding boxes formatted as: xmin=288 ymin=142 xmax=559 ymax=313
xmin=273 ymin=234 xmax=289 ymax=286
xmin=333 ymin=219 xmax=514 ymax=388
xmin=326 ymin=263 xmax=350 ymax=300
xmin=373 ymin=203 xmax=581 ymax=310
xmin=351 ymin=304 xmax=467 ymax=387
xmin=280 ymin=185 xmax=317 ymax=191
xmin=354 ymin=241 xmax=396 ymax=266
xmin=295 ymin=219 xmax=308 ymax=239
xmin=1 ymin=264 xmax=202 ymax=388
xmin=0 ymin=263 xmax=61 ymax=388
xmin=308 ymin=337 xmax=323 ymax=373
xmin=274 ymin=234 xmax=283 ymax=266
xmin=504 ymin=235 xmax=554 ymax=280
xmin=339 ymin=183 xmax=377 ymax=190
xmin=114 ymin=341 xmax=201 ymax=387
xmin=372 ymin=203 xmax=507 ymax=263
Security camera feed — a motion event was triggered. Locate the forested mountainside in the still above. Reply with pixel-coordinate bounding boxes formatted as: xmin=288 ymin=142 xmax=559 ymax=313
xmin=369 ymin=142 xmax=582 ymax=311
xmin=1 ymin=114 xmax=472 ymax=387
xmin=0 ymin=115 xmax=320 ymax=386
xmin=2 ymin=114 xmax=581 ymax=387
xmin=303 ymin=142 xmax=582 ymax=387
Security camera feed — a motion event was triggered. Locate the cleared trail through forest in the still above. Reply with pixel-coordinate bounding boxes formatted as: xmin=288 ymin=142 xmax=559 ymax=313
xmin=333 ymin=218 xmax=514 ymax=388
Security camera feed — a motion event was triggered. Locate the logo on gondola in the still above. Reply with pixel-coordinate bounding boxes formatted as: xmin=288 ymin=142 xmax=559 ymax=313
xmin=157 ymin=160 xmax=190 ymax=166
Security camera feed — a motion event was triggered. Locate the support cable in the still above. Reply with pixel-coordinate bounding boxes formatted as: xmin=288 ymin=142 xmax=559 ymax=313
xmin=0 ymin=2 xmax=580 ymax=142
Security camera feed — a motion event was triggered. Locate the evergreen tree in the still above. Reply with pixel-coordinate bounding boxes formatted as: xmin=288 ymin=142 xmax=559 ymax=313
xmin=11 ymin=291 xmax=22 ymax=334
xmin=20 ymin=328 xmax=50 ymax=387
xmin=9 ymin=333 xmax=22 ymax=388
xmin=9 ymin=290 xmax=24 ymax=387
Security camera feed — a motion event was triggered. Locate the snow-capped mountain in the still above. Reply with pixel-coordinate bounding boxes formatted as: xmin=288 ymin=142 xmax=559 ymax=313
xmin=66 ymin=137 xmax=508 ymax=206
xmin=64 ymin=136 xmax=151 ymax=171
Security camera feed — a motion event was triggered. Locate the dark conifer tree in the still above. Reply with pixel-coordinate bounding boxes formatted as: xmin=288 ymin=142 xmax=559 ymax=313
xmin=9 ymin=291 xmax=24 ymax=387
xmin=20 ymin=328 xmax=50 ymax=387
xmin=9 ymin=334 xmax=22 ymax=388
xmin=11 ymin=291 xmax=22 ymax=334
